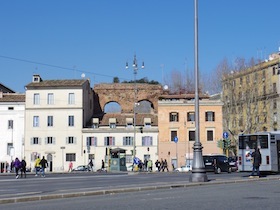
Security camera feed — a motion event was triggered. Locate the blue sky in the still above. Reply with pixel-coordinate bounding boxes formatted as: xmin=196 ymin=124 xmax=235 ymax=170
xmin=1 ymin=0 xmax=280 ymax=93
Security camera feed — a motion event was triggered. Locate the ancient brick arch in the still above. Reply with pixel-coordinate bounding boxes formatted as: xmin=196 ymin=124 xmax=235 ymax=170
xmin=93 ymin=83 xmax=163 ymax=114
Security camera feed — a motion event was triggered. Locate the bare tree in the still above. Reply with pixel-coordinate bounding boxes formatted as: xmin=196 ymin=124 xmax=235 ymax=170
xmin=163 ymin=69 xmax=196 ymax=94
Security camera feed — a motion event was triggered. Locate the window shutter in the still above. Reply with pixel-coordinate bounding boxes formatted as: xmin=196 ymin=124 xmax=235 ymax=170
xmin=39 ymin=138 xmax=41 ymax=145
xmin=74 ymin=137 xmax=77 ymax=144
xmin=66 ymin=137 xmax=68 ymax=144
xmin=213 ymin=112 xmax=215 ymax=121
xmin=30 ymin=138 xmax=33 ymax=145
xmin=45 ymin=137 xmax=47 ymax=145
xmin=104 ymin=137 xmax=106 ymax=146
xmin=205 ymin=112 xmax=207 ymax=121
xmin=113 ymin=137 xmax=115 ymax=146
xmin=53 ymin=137 xmax=56 ymax=145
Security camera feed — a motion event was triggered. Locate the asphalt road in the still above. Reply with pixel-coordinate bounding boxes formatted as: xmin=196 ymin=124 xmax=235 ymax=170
xmin=0 ymin=171 xmax=279 ymax=205
xmin=1 ymin=179 xmax=280 ymax=210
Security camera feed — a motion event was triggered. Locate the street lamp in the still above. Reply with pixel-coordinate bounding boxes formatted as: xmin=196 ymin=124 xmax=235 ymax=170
xmin=126 ymin=54 xmax=144 ymax=165
xmin=189 ymin=0 xmax=208 ymax=182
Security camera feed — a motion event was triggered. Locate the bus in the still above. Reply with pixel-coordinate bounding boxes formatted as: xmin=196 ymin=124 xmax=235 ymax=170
xmin=238 ymin=131 xmax=280 ymax=173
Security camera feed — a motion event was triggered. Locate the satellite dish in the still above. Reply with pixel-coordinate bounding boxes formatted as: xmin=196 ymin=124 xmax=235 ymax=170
xmin=163 ymin=85 xmax=169 ymax=90
xmin=81 ymin=73 xmax=85 ymax=78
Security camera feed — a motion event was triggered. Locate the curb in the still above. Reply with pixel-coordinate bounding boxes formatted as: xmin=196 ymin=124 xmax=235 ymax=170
xmin=0 ymin=176 xmax=279 ymax=205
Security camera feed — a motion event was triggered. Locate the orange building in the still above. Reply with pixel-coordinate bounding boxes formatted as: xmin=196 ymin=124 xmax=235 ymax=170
xmin=158 ymin=93 xmax=224 ymax=170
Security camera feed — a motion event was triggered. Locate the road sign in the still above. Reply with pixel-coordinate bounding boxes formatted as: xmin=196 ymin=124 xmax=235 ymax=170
xmin=174 ymin=136 xmax=178 ymax=143
xmin=223 ymin=132 xmax=229 ymax=139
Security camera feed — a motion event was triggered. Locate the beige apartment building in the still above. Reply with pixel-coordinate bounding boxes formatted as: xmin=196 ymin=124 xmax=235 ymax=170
xmin=222 ymin=52 xmax=280 ymax=140
xmin=24 ymin=75 xmax=93 ymax=172
xmin=158 ymin=94 xmax=224 ymax=169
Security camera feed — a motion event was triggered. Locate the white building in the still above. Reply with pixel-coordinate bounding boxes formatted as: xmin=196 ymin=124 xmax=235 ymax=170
xmin=0 ymin=84 xmax=25 ymax=172
xmin=24 ymin=75 xmax=93 ymax=172
xmin=82 ymin=114 xmax=159 ymax=171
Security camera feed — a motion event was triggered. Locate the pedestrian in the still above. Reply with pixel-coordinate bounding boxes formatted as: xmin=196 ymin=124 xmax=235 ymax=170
xmin=163 ymin=159 xmax=169 ymax=172
xmin=88 ymin=159 xmax=93 ymax=171
xmin=147 ymin=159 xmax=152 ymax=172
xmin=21 ymin=159 xmax=27 ymax=178
xmin=155 ymin=160 xmax=160 ymax=172
xmin=101 ymin=159 xmax=105 ymax=171
xmin=13 ymin=158 xmax=21 ymax=179
xmin=68 ymin=161 xmax=73 ymax=172
xmin=144 ymin=159 xmax=148 ymax=171
xmin=39 ymin=156 xmax=48 ymax=177
xmin=34 ymin=156 xmax=41 ymax=176
xmin=250 ymin=147 xmax=262 ymax=177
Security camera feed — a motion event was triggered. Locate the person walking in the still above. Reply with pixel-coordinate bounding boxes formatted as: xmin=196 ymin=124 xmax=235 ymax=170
xmin=155 ymin=160 xmax=161 ymax=172
xmin=101 ymin=159 xmax=105 ymax=171
xmin=250 ymin=148 xmax=262 ymax=177
xmin=21 ymin=159 xmax=27 ymax=178
xmin=68 ymin=161 xmax=73 ymax=172
xmin=88 ymin=159 xmax=93 ymax=171
xmin=34 ymin=156 xmax=41 ymax=176
xmin=13 ymin=157 xmax=21 ymax=179
xmin=39 ymin=156 xmax=48 ymax=177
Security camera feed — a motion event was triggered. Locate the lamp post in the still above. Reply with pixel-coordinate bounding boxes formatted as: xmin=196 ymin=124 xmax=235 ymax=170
xmin=189 ymin=0 xmax=208 ymax=182
xmin=126 ymin=55 xmax=144 ymax=164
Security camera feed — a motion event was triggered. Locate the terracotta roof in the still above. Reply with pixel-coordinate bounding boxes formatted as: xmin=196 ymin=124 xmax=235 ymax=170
xmin=159 ymin=93 xmax=209 ymax=100
xmin=93 ymin=113 xmax=158 ymax=126
xmin=25 ymin=79 xmax=88 ymax=88
xmin=0 ymin=93 xmax=25 ymax=102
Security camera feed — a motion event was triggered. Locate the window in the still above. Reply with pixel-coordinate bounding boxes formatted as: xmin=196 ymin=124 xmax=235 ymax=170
xmin=86 ymin=137 xmax=97 ymax=146
xmin=273 ymin=66 xmax=276 ymax=75
xmin=144 ymin=118 xmax=151 ymax=128
xmin=187 ymin=112 xmax=195 ymax=122
xmin=33 ymin=93 xmax=40 ymax=105
xmin=31 ymin=137 xmax=40 ymax=145
xmin=68 ymin=93 xmax=75 ymax=104
xmin=104 ymin=137 xmax=115 ymax=146
xmin=66 ymin=153 xmax=76 ymax=161
xmin=170 ymin=130 xmax=177 ymax=142
xmin=110 ymin=122 xmax=116 ymax=128
xmin=273 ymin=83 xmax=277 ymax=93
xmin=8 ymin=107 xmax=14 ymax=110
xmin=207 ymin=130 xmax=213 ymax=141
xmin=68 ymin=116 xmax=74 ymax=126
xmin=47 ymin=93 xmax=54 ymax=105
xmin=263 ymin=85 xmax=266 ymax=95
xmin=47 ymin=116 xmax=53 ymax=127
xmin=8 ymin=120 xmax=13 ymax=129
xmin=123 ymin=136 xmax=133 ymax=146
xmin=33 ymin=116 xmax=39 ymax=127
xmin=66 ymin=136 xmax=76 ymax=144
xmin=169 ymin=112 xmax=179 ymax=122
xmin=142 ymin=136 xmax=153 ymax=146
xmin=7 ymin=143 xmax=13 ymax=155
xmin=273 ymin=100 xmax=277 ymax=109
xmin=189 ymin=131 xmax=195 ymax=141
xmin=205 ymin=112 xmax=215 ymax=122
xmin=45 ymin=137 xmax=55 ymax=144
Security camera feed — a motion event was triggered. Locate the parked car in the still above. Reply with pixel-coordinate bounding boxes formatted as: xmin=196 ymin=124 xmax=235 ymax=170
xmin=174 ymin=165 xmax=192 ymax=172
xmin=72 ymin=165 xmax=91 ymax=172
xmin=203 ymin=154 xmax=231 ymax=174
